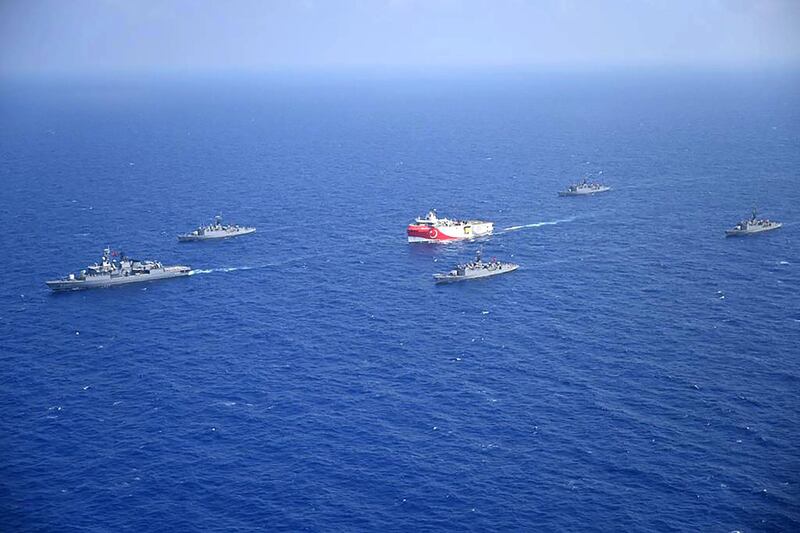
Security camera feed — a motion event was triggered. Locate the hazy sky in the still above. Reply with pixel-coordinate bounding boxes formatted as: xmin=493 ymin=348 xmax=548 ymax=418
xmin=1 ymin=0 xmax=799 ymax=75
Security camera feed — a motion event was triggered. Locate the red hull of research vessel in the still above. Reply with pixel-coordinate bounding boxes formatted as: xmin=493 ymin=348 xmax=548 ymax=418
xmin=406 ymin=209 xmax=494 ymax=243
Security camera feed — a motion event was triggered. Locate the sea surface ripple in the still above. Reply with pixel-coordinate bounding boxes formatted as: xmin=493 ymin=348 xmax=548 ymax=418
xmin=0 ymin=71 xmax=798 ymax=532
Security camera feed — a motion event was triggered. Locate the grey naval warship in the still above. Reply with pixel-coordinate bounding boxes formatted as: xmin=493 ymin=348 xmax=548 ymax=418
xmin=434 ymin=251 xmax=519 ymax=283
xmin=178 ymin=215 xmax=256 ymax=241
xmin=726 ymin=209 xmax=782 ymax=237
xmin=46 ymin=248 xmax=191 ymax=291
xmin=559 ymin=178 xmax=611 ymax=196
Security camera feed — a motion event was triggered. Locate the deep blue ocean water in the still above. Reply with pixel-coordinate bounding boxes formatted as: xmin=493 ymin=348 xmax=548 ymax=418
xmin=1 ymin=70 xmax=799 ymax=532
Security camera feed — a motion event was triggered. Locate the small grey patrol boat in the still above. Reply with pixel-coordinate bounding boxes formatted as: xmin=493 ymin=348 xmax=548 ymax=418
xmin=178 ymin=215 xmax=256 ymax=241
xmin=46 ymin=247 xmax=191 ymax=291
xmin=434 ymin=251 xmax=519 ymax=283
xmin=559 ymin=178 xmax=611 ymax=196
xmin=725 ymin=208 xmax=782 ymax=237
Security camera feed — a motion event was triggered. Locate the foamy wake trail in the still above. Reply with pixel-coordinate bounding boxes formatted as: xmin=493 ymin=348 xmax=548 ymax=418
xmin=216 ymin=265 xmax=266 ymax=273
xmin=504 ymin=217 xmax=576 ymax=232
xmin=190 ymin=264 xmax=275 ymax=276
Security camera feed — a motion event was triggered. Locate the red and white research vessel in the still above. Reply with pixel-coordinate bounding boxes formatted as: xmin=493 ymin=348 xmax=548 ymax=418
xmin=407 ymin=209 xmax=494 ymax=243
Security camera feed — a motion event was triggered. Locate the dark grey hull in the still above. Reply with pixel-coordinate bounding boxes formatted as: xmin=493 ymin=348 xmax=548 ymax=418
xmin=725 ymin=223 xmax=782 ymax=237
xmin=434 ymin=264 xmax=519 ymax=283
xmin=178 ymin=227 xmax=256 ymax=241
xmin=558 ymin=186 xmax=611 ymax=196
xmin=46 ymin=267 xmax=191 ymax=291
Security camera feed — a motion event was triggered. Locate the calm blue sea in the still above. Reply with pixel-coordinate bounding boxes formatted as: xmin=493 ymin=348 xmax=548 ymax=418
xmin=1 ymin=70 xmax=798 ymax=532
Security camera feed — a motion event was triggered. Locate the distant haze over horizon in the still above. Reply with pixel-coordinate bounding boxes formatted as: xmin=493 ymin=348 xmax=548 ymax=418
xmin=1 ymin=0 xmax=799 ymax=77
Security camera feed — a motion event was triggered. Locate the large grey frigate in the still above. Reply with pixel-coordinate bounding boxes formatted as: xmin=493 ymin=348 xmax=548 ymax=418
xmin=726 ymin=209 xmax=782 ymax=236
xmin=178 ymin=215 xmax=256 ymax=241
xmin=46 ymin=248 xmax=191 ymax=291
xmin=434 ymin=251 xmax=519 ymax=283
xmin=558 ymin=178 xmax=611 ymax=196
